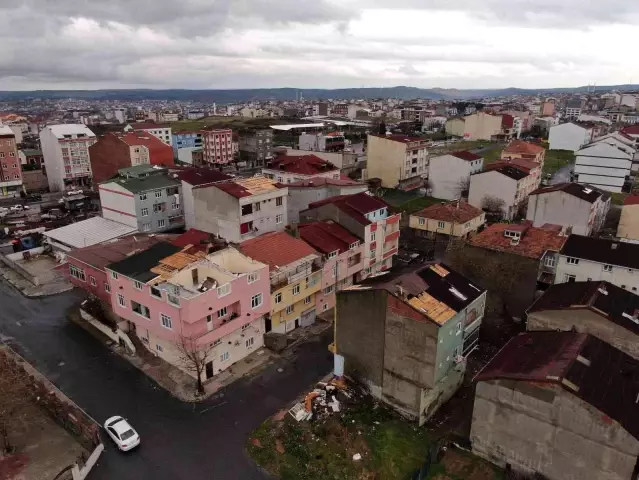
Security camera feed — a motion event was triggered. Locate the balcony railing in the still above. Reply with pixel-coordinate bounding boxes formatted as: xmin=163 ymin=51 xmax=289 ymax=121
xmin=271 ymin=261 xmax=321 ymax=290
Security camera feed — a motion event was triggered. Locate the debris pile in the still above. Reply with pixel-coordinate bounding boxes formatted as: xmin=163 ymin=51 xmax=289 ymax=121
xmin=289 ymin=376 xmax=354 ymax=422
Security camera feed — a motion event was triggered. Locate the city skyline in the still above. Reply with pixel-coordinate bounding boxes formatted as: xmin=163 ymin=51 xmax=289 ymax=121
xmin=2 ymin=1 xmax=639 ymax=91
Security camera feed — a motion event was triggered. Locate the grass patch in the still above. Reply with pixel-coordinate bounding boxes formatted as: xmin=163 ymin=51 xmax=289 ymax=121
xmin=482 ymin=148 xmax=503 ymax=164
xmin=399 ymin=196 xmax=446 ymax=215
xmin=611 ymin=192 xmax=627 ymax=206
xmin=543 ymin=149 xmax=574 ymax=176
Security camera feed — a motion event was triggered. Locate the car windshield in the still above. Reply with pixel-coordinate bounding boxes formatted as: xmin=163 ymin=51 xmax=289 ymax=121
xmin=107 ymin=418 xmax=125 ymax=428
xmin=120 ymin=429 xmax=135 ymax=441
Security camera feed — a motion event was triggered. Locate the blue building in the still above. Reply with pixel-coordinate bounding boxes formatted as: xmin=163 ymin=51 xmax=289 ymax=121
xmin=172 ymin=131 xmax=203 ymax=157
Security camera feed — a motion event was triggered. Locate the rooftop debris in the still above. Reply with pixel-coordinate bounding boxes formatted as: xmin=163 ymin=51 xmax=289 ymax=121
xmin=289 ymin=376 xmax=355 ymax=423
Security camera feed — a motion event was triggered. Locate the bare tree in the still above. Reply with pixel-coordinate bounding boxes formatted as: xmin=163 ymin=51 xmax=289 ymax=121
xmin=0 ymin=357 xmax=31 ymax=453
xmin=174 ymin=334 xmax=214 ymax=395
xmin=481 ymin=195 xmax=506 ymax=214
xmin=456 ymin=177 xmax=470 ymax=198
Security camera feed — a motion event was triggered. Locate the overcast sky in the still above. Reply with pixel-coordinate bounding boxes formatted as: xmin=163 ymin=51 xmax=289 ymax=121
xmin=2 ymin=0 xmax=639 ymax=91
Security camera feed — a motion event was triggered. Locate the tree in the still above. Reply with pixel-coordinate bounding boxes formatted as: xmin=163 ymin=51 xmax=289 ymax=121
xmin=481 ymin=195 xmax=506 ymax=214
xmin=174 ymin=334 xmax=215 ymax=395
xmin=456 ymin=178 xmax=470 ymax=198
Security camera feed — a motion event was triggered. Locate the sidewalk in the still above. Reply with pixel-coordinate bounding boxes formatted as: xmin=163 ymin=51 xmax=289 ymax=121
xmin=0 ymin=260 xmax=73 ymax=297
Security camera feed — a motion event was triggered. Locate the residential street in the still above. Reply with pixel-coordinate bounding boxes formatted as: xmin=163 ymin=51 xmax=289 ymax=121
xmin=0 ymin=280 xmax=334 ymax=480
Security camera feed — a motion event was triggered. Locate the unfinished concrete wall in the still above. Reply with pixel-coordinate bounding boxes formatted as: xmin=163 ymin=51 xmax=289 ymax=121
xmin=527 ymin=309 xmax=639 ymax=361
xmin=471 ymin=379 xmax=639 ymax=480
xmin=381 ymin=294 xmax=439 ymax=419
xmin=336 ymin=290 xmax=387 ymax=395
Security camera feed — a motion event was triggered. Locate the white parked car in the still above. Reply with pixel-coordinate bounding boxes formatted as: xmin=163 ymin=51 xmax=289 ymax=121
xmin=104 ymin=416 xmax=140 ymax=451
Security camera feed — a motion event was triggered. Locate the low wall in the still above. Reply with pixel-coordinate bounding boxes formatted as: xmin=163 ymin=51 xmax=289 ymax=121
xmin=80 ymin=308 xmax=136 ymax=355
xmin=0 ymin=249 xmax=42 ymax=285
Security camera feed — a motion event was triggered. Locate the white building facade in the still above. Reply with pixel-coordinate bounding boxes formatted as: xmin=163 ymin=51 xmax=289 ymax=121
xmin=429 ymin=152 xmax=484 ymax=200
xmin=574 ymin=142 xmax=633 ymax=193
xmin=548 ymin=123 xmax=593 ymax=152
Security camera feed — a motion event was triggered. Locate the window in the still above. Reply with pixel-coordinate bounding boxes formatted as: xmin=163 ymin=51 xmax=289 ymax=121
xmin=213 ymin=339 xmax=222 ymax=346
xmin=134 ymin=280 xmax=143 ymax=290
xmin=111 ymin=271 xmax=118 ymax=279
xmin=419 ymin=218 xmax=425 ymax=226
xmin=241 ymin=324 xmax=250 ymax=331
xmin=324 ymin=285 xmax=334 ymax=295
xmin=544 ymin=256 xmax=556 ymax=268
xmin=276 ymin=196 xmax=283 ymax=207
xmin=156 ymin=344 xmax=163 ymax=353
xmin=155 ymin=190 xmax=162 ymax=198
xmin=89 ymin=276 xmax=96 ymax=287
xmin=603 ymin=264 xmax=613 ymax=272
xmin=150 ymin=286 xmax=162 ymax=298
xmin=241 ymin=204 xmax=253 ymax=216
xmin=69 ymin=265 xmax=86 ymax=281
xmin=251 ymin=293 xmax=263 ymax=309
xmin=160 ymin=313 xmax=172 ymax=329
xmin=254 ymin=202 xmax=261 ymax=212
xmin=332 ymin=264 xmax=337 ymax=277
xmin=566 ymin=257 xmax=579 ymax=265
xmin=274 ymin=292 xmax=282 ymax=304
xmin=139 ymin=193 xmax=147 ymax=201
xmin=217 ymin=307 xmax=227 ymax=318
xmin=292 ymin=284 xmax=300 ymax=296
xmin=370 ymin=232 xmax=376 ymax=242
xmin=247 ymin=272 xmax=259 ymax=284
xmin=142 ymin=223 xmax=151 ymax=232
xmin=349 ymin=242 xmax=359 ymax=249
xmin=304 ymin=295 xmax=312 ymax=304
xmin=217 ymin=283 xmax=231 ymax=297
xmin=438 ymin=221 xmax=445 ymax=229
xmin=172 ymin=202 xmax=179 ymax=210
xmin=167 ymin=292 xmax=180 ymax=306
xmin=141 ymin=208 xmax=149 ymax=216
xmin=157 ymin=219 xmax=165 ymax=228
xmin=246 ymin=337 xmax=254 ymax=348
xmin=153 ymin=203 xmax=165 ymax=213
xmin=286 ymin=305 xmax=294 ymax=315
xmin=117 ymin=294 xmax=126 ymax=307
xmin=220 ymin=352 xmax=229 ymax=362
xmin=132 ymin=301 xmax=150 ymax=319
xmin=105 ymin=283 xmax=111 ymax=293
xmin=564 ymin=274 xmax=576 ymax=283
xmin=276 ymin=214 xmax=283 ymax=224
xmin=328 ymin=251 xmax=338 ymax=259
xmin=456 ymin=322 xmax=463 ymax=334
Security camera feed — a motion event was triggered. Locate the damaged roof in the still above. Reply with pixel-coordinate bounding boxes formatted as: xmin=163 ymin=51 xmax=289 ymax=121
xmin=529 ymin=182 xmax=608 ymax=203
xmin=107 ymin=242 xmax=182 ymax=282
xmin=299 ymin=221 xmax=359 ymax=255
xmin=475 ymin=331 xmax=639 ymax=441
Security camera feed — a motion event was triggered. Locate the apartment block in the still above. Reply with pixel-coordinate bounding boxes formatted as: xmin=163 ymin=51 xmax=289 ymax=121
xmin=240 ymin=232 xmax=322 ymax=334
xmin=202 ymin=128 xmax=233 ymax=165
xmin=124 ymin=122 xmax=172 ymax=146
xmin=40 ymin=124 xmax=96 ymax=192
xmin=262 ymin=154 xmax=340 ymax=184
xmin=0 ymin=125 xmax=22 ymax=197
xmin=238 ymin=129 xmax=273 ymax=169
xmin=366 ymin=134 xmax=428 ymax=190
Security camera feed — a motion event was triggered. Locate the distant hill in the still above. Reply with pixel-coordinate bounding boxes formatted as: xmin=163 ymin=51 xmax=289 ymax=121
xmin=1 ymin=84 xmax=639 ymax=102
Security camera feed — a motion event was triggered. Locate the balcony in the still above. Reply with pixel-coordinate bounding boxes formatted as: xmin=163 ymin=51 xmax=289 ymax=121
xmin=271 ymin=260 xmax=322 ymax=290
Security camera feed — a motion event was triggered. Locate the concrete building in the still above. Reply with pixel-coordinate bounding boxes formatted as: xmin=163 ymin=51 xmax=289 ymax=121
xmin=527 ymin=280 xmax=639 ymax=361
xmin=526 ymin=183 xmax=610 ymax=236
xmin=410 ymin=201 xmax=485 ymax=239
xmin=89 ymin=131 xmax=175 ymax=184
xmin=107 ymin=243 xmax=270 ymax=381
xmin=172 ymin=131 xmax=203 ymax=158
xmin=617 ymin=195 xmax=639 ymax=242
xmin=43 ymin=216 xmax=138 ymax=254
xmin=99 ymin=165 xmax=184 ymax=233
xmin=591 ymin=132 xmax=639 ymax=172
xmin=186 ymin=175 xmax=287 ymax=243
xmin=468 ymin=165 xmax=532 ymax=220
xmin=428 ymin=151 xmax=483 ymax=200
xmin=555 ymin=235 xmax=639 ymax=292
xmin=471 ymin=331 xmax=639 ymax=480
xmin=0 ymin=125 xmax=22 ymax=197
xmin=238 ymin=129 xmax=273 ymax=169
xmin=201 ymin=128 xmax=233 ymax=165
xmin=40 ymin=124 xmax=96 ymax=192
xmin=541 ymin=100 xmax=556 ymax=116
xmin=564 ymin=98 xmax=583 ymax=119
xmin=285 ymin=176 xmax=367 ymax=224
xmin=574 ymin=142 xmax=633 ymax=193
xmin=262 ymin=154 xmax=340 ymax=184
xmin=548 ymin=122 xmax=593 ymax=152
xmin=176 ymin=168 xmax=233 ymax=229
xmin=124 ymin=122 xmax=172 ymax=146
xmin=240 ymin=232 xmax=322 ymax=334
xmin=18 ymin=148 xmax=44 ymax=168
xmin=300 ymin=192 xmax=401 ymax=278
xmin=335 ymin=264 xmax=486 ymax=425
xmin=275 ymin=148 xmax=359 ymax=172
xmin=445 ymin=112 xmax=503 ymax=140
xmin=298 ymin=132 xmax=346 ymax=152
xmin=298 ymin=220 xmax=367 ymax=313
xmin=366 ymin=134 xmax=429 ymax=190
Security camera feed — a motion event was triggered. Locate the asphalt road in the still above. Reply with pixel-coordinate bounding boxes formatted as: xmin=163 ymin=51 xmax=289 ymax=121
xmin=0 ymin=281 xmax=334 ymax=479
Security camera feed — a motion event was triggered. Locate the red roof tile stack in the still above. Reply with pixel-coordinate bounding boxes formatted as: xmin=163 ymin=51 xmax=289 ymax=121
xmin=468 ymin=223 xmax=567 ymax=259
xmin=413 ymin=201 xmax=483 ymax=224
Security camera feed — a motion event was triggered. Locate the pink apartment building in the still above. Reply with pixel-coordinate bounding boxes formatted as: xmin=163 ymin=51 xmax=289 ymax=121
xmin=202 ymin=128 xmax=233 ymax=165
xmin=299 ymin=192 xmax=401 ymax=279
xmin=105 ymin=242 xmax=271 ymax=381
xmin=298 ymin=221 xmax=365 ymax=312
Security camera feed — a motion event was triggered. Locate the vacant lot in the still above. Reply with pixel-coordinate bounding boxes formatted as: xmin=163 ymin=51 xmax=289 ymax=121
xmin=543 ymin=149 xmax=575 ymax=176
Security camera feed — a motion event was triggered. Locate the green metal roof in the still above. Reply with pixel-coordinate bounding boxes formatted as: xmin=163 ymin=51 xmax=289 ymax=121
xmin=118 ymin=164 xmax=166 ymax=177
xmin=110 ymin=173 xmax=180 ymax=194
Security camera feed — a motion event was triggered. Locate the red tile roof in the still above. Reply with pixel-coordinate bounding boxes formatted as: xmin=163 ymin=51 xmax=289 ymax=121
xmin=239 ymin=232 xmax=318 ymax=269
xmin=115 ymin=132 xmax=172 ymax=164
xmin=413 ymin=201 xmax=483 ymax=224
xmin=67 ymin=234 xmax=176 ymax=271
xmin=622 ymin=125 xmax=639 ymax=136
xmin=283 ymin=176 xmax=365 ymax=188
xmin=503 ymin=139 xmax=545 ymax=155
xmin=624 ymin=195 xmax=639 ymax=206
xmin=266 ymin=155 xmax=338 ymax=176
xmin=171 ymin=229 xmax=228 ymax=253
xmin=486 ymin=157 xmax=539 ymax=173
xmin=214 ymin=181 xmax=253 ymax=198
xmin=451 ymin=151 xmax=482 ymax=161
xmin=176 ymin=168 xmax=232 ymax=186
xmin=307 ymin=192 xmax=391 ymax=225
xmin=299 ymin=221 xmax=359 ymax=255
xmin=468 ymin=223 xmax=567 ymax=259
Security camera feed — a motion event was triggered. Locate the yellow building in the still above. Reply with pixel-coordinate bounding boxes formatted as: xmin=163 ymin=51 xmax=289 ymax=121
xmin=240 ymin=231 xmax=323 ymax=334
xmin=366 ymin=134 xmax=429 ymax=189
xmin=409 ymin=201 xmax=485 ymax=239
xmin=446 ymin=112 xmax=502 ymax=140
xmin=617 ymin=196 xmax=639 ymax=242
